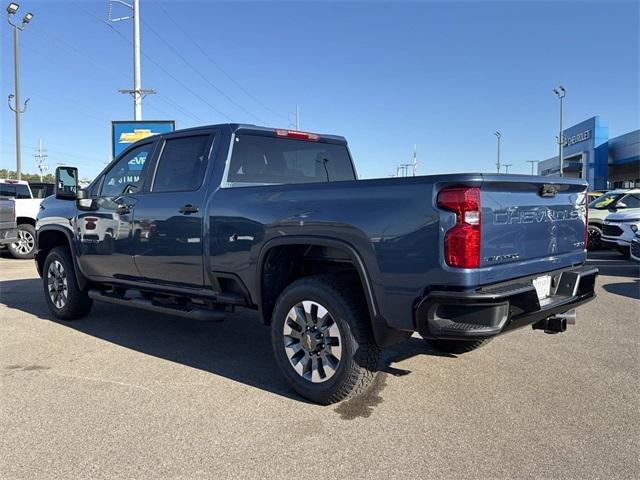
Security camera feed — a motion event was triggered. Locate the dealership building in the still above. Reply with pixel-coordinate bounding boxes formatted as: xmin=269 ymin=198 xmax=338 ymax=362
xmin=537 ymin=116 xmax=639 ymax=190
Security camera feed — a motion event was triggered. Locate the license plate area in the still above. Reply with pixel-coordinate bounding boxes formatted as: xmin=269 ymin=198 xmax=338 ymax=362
xmin=532 ymin=275 xmax=551 ymax=301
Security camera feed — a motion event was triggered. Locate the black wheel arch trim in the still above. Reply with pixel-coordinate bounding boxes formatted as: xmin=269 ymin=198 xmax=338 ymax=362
xmin=36 ymin=225 xmax=89 ymax=290
xmin=256 ymin=235 xmax=409 ymax=347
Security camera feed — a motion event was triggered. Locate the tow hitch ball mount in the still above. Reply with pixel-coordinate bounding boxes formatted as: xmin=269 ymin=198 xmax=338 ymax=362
xmin=532 ymin=310 xmax=576 ymax=334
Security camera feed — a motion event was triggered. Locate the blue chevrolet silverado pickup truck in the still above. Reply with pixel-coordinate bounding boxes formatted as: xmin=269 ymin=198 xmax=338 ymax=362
xmin=36 ymin=124 xmax=597 ymax=404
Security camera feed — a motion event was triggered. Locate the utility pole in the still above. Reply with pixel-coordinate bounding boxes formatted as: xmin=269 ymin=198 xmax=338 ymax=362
xmin=494 ymin=131 xmax=501 ymax=174
xmin=400 ymin=163 xmax=412 ymax=177
xmin=110 ymin=0 xmax=154 ymax=120
xmin=526 ymin=160 xmax=539 ymax=175
xmin=503 ymin=164 xmax=513 ymax=174
xmin=412 ymin=144 xmax=417 ymax=176
xmin=553 ymin=85 xmax=566 ymax=176
xmin=34 ymin=138 xmax=48 ymax=181
xmin=7 ymin=3 xmax=33 ymax=181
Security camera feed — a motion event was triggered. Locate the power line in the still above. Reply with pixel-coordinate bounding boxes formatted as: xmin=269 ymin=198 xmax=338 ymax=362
xmin=141 ymin=17 xmax=263 ymax=122
xmin=156 ymin=3 xmax=287 ymax=121
xmin=71 ymin=1 xmax=229 ymax=123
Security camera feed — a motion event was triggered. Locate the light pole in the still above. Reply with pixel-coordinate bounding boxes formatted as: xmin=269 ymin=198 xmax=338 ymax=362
xmin=553 ymin=85 xmax=566 ymax=176
xmin=494 ymin=131 xmax=501 ymax=174
xmin=503 ymin=164 xmax=513 ymax=174
xmin=526 ymin=160 xmax=539 ymax=175
xmin=7 ymin=2 xmax=33 ymax=181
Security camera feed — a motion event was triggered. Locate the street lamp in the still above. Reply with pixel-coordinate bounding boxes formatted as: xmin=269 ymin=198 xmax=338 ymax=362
xmin=503 ymin=164 xmax=513 ymax=174
xmin=7 ymin=2 xmax=33 ymax=181
xmin=553 ymin=85 xmax=566 ymax=176
xmin=494 ymin=131 xmax=501 ymax=174
xmin=526 ymin=160 xmax=539 ymax=175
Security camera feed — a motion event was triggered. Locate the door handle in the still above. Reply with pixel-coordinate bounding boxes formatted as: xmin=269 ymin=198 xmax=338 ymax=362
xmin=179 ymin=204 xmax=199 ymax=215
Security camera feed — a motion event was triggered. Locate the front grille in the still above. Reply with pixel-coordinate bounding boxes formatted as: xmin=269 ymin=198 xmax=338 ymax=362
xmin=603 ymin=224 xmax=623 ymax=237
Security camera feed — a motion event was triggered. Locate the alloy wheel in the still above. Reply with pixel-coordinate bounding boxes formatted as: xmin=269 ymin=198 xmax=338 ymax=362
xmin=13 ymin=229 xmax=35 ymax=255
xmin=47 ymin=260 xmax=68 ymax=309
xmin=283 ymin=300 xmax=342 ymax=383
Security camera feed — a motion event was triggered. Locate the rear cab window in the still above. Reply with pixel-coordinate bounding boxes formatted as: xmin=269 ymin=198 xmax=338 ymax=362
xmin=226 ymin=135 xmax=356 ymax=186
xmin=152 ymin=135 xmax=212 ymax=192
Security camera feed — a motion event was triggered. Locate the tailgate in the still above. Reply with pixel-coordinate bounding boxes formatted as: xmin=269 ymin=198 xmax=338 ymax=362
xmin=0 ymin=199 xmax=16 ymax=225
xmin=480 ymin=177 xmax=587 ymax=274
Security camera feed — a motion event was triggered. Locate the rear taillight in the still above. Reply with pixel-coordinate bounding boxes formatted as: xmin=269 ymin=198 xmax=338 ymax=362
xmin=275 ymin=129 xmax=320 ymax=142
xmin=437 ymin=186 xmax=481 ymax=268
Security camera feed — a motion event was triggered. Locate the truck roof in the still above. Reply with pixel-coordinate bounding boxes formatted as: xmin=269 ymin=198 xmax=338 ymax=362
xmin=0 ymin=179 xmax=29 ymax=185
xmin=147 ymin=123 xmax=348 ymax=145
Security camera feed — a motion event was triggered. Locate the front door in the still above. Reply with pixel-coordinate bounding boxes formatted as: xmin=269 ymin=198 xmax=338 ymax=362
xmin=132 ymin=133 xmax=214 ymax=287
xmin=77 ymin=143 xmax=154 ymax=280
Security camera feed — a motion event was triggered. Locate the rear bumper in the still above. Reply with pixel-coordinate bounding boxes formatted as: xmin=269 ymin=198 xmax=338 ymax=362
xmin=416 ymin=265 xmax=598 ymax=340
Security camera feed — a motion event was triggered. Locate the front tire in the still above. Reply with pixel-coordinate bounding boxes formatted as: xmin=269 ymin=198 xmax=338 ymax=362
xmin=8 ymin=224 xmax=36 ymax=259
xmin=271 ymin=275 xmax=380 ymax=404
xmin=587 ymin=225 xmax=602 ymax=250
xmin=42 ymin=247 xmax=92 ymax=320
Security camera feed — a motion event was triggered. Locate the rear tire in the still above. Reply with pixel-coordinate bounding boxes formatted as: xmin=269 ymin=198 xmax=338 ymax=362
xmin=8 ymin=224 xmax=36 ymax=259
xmin=271 ymin=274 xmax=380 ymax=404
xmin=423 ymin=338 xmax=491 ymax=354
xmin=42 ymin=247 xmax=92 ymax=320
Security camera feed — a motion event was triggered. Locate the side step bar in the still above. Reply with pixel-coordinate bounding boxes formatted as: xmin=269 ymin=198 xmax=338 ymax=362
xmin=88 ymin=290 xmax=226 ymax=322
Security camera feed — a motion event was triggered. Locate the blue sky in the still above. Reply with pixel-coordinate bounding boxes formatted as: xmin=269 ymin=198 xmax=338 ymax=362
xmin=1 ymin=0 xmax=638 ymax=180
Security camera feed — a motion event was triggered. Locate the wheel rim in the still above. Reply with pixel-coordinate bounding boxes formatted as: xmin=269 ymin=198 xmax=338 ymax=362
xmin=13 ymin=229 xmax=35 ymax=254
xmin=588 ymin=228 xmax=600 ymax=249
xmin=283 ymin=300 xmax=342 ymax=383
xmin=47 ymin=260 xmax=68 ymax=309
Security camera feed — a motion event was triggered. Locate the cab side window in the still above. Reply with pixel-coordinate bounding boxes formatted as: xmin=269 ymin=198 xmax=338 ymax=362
xmin=152 ymin=135 xmax=211 ymax=192
xmin=101 ymin=145 xmax=152 ymax=197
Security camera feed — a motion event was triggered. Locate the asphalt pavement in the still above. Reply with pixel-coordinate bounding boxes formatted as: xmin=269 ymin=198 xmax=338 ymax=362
xmin=1 ymin=250 xmax=638 ymax=479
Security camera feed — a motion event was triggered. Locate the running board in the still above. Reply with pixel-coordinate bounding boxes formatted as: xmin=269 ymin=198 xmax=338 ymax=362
xmin=88 ymin=290 xmax=226 ymax=322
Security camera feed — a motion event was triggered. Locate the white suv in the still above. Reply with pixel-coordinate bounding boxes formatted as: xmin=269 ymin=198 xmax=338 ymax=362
xmin=601 ymin=211 xmax=640 ymax=257
xmin=0 ymin=179 xmax=42 ymax=258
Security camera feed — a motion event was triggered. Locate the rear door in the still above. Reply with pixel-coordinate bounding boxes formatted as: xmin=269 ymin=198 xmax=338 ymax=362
xmin=479 ymin=177 xmax=587 ymax=280
xmin=132 ymin=132 xmax=215 ymax=287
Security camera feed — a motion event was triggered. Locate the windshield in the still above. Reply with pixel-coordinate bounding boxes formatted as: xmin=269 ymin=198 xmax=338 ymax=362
xmin=589 ymin=193 xmax=622 ymax=209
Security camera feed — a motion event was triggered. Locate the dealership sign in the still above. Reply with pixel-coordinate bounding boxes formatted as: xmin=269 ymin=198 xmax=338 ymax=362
xmin=111 ymin=120 xmax=175 ymax=158
xmin=563 ymin=129 xmax=591 ymax=147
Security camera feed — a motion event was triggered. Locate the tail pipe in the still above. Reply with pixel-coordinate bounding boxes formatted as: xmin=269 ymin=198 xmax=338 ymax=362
xmin=532 ymin=309 xmax=576 ymax=334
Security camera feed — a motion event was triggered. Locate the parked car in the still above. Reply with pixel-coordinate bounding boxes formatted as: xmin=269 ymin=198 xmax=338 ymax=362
xmin=587 ymin=188 xmax=640 ymax=249
xmin=630 ymin=232 xmax=640 ymax=262
xmin=588 ymin=191 xmax=604 ymax=203
xmin=601 ymin=211 xmax=640 ymax=256
xmin=0 ymin=197 xmax=18 ymax=246
xmin=29 ymin=182 xmax=55 ymax=199
xmin=35 ymin=124 xmax=597 ymax=404
xmin=0 ymin=179 xmax=42 ymax=258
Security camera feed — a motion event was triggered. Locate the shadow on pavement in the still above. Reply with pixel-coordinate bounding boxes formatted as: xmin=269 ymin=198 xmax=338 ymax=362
xmin=601 ymin=278 xmax=640 ymax=300
xmin=0 ymin=277 xmax=449 ymax=403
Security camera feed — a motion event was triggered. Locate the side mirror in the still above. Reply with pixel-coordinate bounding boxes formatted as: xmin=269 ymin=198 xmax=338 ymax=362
xmin=55 ymin=166 xmax=78 ymax=200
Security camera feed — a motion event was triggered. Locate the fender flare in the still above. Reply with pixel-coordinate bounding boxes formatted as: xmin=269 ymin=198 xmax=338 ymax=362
xmin=36 ymin=225 xmax=89 ymax=291
xmin=256 ymin=236 xmax=408 ymax=347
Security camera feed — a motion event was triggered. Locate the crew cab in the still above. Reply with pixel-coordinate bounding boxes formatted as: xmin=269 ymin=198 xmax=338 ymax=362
xmin=0 ymin=179 xmax=42 ymax=258
xmin=35 ymin=124 xmax=597 ymax=404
